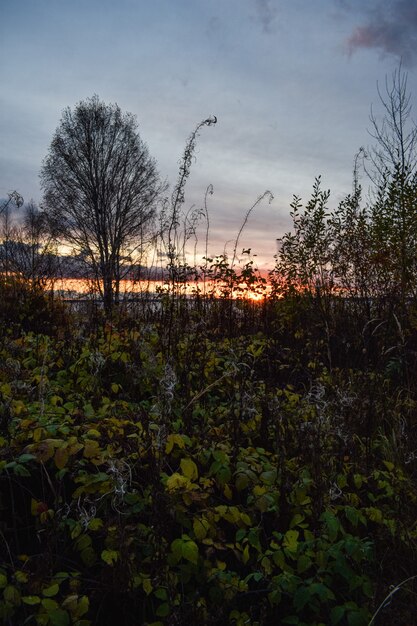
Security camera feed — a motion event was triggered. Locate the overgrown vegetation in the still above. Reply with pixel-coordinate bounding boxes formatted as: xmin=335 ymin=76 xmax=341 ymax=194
xmin=0 ymin=67 xmax=416 ymax=625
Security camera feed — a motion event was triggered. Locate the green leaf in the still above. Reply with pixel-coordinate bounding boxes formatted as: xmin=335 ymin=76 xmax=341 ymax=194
xmin=13 ymin=464 xmax=31 ymax=477
xmin=293 ymin=586 xmax=310 ymax=611
xmin=297 ymin=555 xmax=311 ymax=574
xmin=347 ymin=610 xmax=368 ymax=626
xmin=235 ymin=472 xmax=249 ymax=491
xmin=364 ymin=507 xmax=383 ymax=523
xmin=171 ymin=536 xmax=199 ymax=564
xmin=260 ymin=469 xmax=277 ymax=485
xmin=182 ymin=539 xmax=198 ymax=564
xmin=248 ymin=529 xmax=261 ymax=551
xmin=310 ymin=582 xmax=335 ymax=601
xmin=42 ymin=598 xmax=59 ymax=612
xmin=331 ymin=605 xmax=346 ymax=625
xmin=48 ymin=609 xmax=70 ymax=626
xmin=101 ymin=549 xmax=119 ymax=565
xmin=80 ymin=546 xmax=96 ymax=567
xmin=156 ymin=602 xmax=170 ymax=617
xmin=75 ymin=595 xmax=89 ymax=618
xmin=353 ymin=474 xmax=363 ymax=489
xmin=3 ymin=585 xmax=21 ymax=606
xmin=345 ymin=506 xmax=358 ymax=527
xmin=283 ymin=530 xmax=299 ymax=552
xmin=17 ymin=453 xmax=36 ymax=463
xmin=43 ymin=583 xmax=59 ymax=597
xmin=22 ymin=595 xmax=41 ymax=605
xmin=290 ymin=513 xmax=305 ymax=528
xmin=154 ymin=588 xmax=168 ymax=601
xmin=88 ymin=517 xmax=104 ymax=531
xmin=321 ymin=511 xmax=340 ymax=542
xmin=0 ymin=574 xmax=7 ymax=588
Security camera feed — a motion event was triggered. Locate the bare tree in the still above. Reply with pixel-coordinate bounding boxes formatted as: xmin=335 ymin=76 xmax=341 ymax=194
xmin=0 ymin=191 xmax=24 ymax=278
xmin=1 ymin=201 xmax=58 ymax=290
xmin=366 ymin=65 xmax=417 ymax=305
xmin=367 ymin=63 xmax=417 ymax=184
xmin=40 ymin=95 xmax=164 ymax=312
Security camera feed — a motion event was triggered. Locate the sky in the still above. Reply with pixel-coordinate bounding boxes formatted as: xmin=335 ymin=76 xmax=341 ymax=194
xmin=1 ymin=0 xmax=417 ymax=269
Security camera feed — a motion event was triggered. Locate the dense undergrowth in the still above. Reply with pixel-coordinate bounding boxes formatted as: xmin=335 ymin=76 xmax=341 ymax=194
xmin=0 ymin=282 xmax=416 ymax=626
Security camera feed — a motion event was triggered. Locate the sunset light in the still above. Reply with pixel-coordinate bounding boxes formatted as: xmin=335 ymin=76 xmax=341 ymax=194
xmin=1 ymin=1 xmax=416 ymax=624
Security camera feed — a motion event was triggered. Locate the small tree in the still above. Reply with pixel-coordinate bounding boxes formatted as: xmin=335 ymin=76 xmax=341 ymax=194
xmin=0 ymin=191 xmax=24 ymax=278
xmin=41 ymin=95 xmax=164 ymax=312
xmin=365 ymin=65 xmax=417 ymax=307
xmin=275 ymin=177 xmax=334 ymax=298
xmin=1 ymin=201 xmax=58 ymax=291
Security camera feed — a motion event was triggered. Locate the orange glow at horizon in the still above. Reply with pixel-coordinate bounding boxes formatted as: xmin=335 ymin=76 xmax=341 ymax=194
xmin=50 ymin=277 xmax=272 ymax=301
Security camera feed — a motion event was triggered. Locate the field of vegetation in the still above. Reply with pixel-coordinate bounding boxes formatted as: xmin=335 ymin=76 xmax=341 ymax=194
xmin=1 ymin=68 xmax=417 ymax=625
xmin=0 ymin=267 xmax=416 ymax=626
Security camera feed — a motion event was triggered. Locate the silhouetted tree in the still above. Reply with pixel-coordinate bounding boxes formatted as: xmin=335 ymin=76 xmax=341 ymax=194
xmin=0 ymin=201 xmax=57 ymax=290
xmin=366 ymin=64 xmax=417 ymax=306
xmin=41 ymin=95 xmax=164 ymax=312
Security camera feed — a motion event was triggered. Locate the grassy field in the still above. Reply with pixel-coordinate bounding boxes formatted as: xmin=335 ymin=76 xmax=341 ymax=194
xmin=0 ymin=279 xmax=416 ymax=626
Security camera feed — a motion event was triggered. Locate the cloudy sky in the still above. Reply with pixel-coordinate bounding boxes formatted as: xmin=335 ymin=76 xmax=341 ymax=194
xmin=1 ymin=0 xmax=417 ymax=268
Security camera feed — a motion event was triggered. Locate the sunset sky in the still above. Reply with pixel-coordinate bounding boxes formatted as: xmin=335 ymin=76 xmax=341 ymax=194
xmin=2 ymin=0 xmax=417 ymax=269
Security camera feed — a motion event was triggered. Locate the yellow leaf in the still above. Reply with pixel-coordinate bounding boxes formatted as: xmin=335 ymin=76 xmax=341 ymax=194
xmin=240 ymin=513 xmax=252 ymax=527
xmin=166 ymin=473 xmax=189 ymax=491
xmin=283 ymin=530 xmax=299 ymax=552
xmin=12 ymin=400 xmax=26 ymax=416
xmin=40 ymin=509 xmax=54 ymax=523
xmin=33 ymin=427 xmax=44 ymax=443
xmin=101 ymin=549 xmax=118 ymax=566
xmin=223 ymin=484 xmax=233 ymax=500
xmin=86 ymin=429 xmax=101 ymax=438
xmin=242 ymin=544 xmax=250 ymax=564
xmin=193 ymin=517 xmax=210 ymax=541
xmin=54 ymin=446 xmax=69 ymax=470
xmin=180 ymin=458 xmax=198 ymax=481
xmin=0 ymin=383 xmax=11 ymax=397
xmin=143 ymin=578 xmax=153 ymax=596
xmin=165 ymin=433 xmax=186 ymax=454
xmin=14 ymin=570 xmax=28 ymax=583
xmin=74 ymin=595 xmax=89 ymax=618
xmin=83 ymin=440 xmax=100 ymax=459
xmin=68 ymin=441 xmax=83 ymax=456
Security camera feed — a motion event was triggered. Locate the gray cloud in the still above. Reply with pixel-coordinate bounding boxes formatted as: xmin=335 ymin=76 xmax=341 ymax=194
xmin=254 ymin=0 xmax=279 ymax=34
xmin=344 ymin=0 xmax=417 ymax=66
